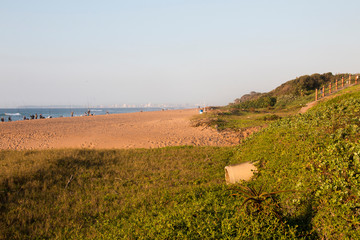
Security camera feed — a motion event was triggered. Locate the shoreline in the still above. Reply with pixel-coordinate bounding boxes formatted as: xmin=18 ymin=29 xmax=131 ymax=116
xmin=0 ymin=108 xmax=239 ymax=150
xmin=0 ymin=107 xmax=172 ymax=122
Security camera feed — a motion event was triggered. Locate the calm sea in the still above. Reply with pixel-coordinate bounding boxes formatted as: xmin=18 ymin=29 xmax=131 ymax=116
xmin=0 ymin=108 xmax=165 ymax=122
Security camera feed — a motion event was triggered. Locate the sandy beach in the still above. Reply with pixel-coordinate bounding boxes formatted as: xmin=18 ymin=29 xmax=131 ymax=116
xmin=0 ymin=109 xmax=239 ymax=150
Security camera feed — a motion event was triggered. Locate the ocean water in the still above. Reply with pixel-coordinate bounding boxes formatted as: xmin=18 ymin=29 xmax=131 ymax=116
xmin=0 ymin=108 xmax=164 ymax=122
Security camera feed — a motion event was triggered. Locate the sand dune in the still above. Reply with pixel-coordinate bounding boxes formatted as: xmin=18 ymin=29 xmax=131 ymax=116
xmin=0 ymin=109 xmax=239 ymax=150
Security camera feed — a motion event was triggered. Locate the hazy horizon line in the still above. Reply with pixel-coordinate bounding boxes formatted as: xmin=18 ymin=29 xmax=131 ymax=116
xmin=0 ymin=104 xmax=200 ymax=109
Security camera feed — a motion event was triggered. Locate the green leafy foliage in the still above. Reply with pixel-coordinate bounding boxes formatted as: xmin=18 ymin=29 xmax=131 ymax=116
xmin=271 ymin=72 xmax=335 ymax=96
xmin=258 ymin=114 xmax=281 ymax=121
xmin=232 ymin=96 xmax=277 ymax=110
xmin=233 ymin=86 xmax=360 ymax=238
xmin=232 ymin=185 xmax=295 ymax=219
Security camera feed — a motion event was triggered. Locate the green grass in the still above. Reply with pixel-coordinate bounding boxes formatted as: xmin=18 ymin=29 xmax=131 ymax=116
xmin=0 ymin=147 xmax=298 ymax=239
xmin=0 ymin=147 xmax=244 ymax=239
xmin=192 ymin=104 xmax=300 ymax=133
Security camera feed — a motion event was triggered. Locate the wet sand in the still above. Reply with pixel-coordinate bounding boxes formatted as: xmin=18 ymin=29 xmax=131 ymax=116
xmin=0 ymin=109 xmax=239 ymax=150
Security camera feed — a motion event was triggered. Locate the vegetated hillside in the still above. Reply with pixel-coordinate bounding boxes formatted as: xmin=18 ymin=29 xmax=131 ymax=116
xmin=232 ymin=84 xmax=360 ymax=238
xmin=193 ymin=73 xmax=343 ymax=133
xmin=231 ymin=72 xmax=352 ymax=110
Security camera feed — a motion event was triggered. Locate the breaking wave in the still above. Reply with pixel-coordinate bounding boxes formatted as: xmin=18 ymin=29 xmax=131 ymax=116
xmin=5 ymin=113 xmax=21 ymax=116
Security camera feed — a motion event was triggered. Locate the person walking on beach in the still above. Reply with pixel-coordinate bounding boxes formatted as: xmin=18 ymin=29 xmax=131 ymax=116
xmin=87 ymin=109 xmax=91 ymax=116
xmin=35 ymin=113 xmax=38 ymax=119
xmin=71 ymin=111 xmax=74 ymax=117
xmin=8 ymin=116 xmax=12 ymax=122
xmin=1 ymin=117 xmax=4 ymax=122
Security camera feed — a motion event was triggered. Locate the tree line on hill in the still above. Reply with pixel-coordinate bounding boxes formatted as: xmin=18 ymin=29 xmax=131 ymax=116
xmin=231 ymin=72 xmax=354 ymax=110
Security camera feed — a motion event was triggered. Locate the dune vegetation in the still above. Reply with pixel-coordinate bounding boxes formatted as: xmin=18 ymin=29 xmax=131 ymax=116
xmin=1 ymin=73 xmax=360 ymax=239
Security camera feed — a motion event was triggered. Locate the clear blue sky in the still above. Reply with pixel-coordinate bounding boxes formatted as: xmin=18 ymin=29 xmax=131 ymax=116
xmin=1 ymin=0 xmax=359 ymax=107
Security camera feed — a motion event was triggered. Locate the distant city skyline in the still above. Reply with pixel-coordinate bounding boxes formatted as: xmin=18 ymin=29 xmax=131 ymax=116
xmin=9 ymin=102 xmax=199 ymax=109
xmin=1 ymin=1 xmax=360 ymax=108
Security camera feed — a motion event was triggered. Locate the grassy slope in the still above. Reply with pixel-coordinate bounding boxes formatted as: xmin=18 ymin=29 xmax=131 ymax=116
xmin=1 ymin=85 xmax=360 ymax=239
xmin=233 ymin=84 xmax=360 ymax=238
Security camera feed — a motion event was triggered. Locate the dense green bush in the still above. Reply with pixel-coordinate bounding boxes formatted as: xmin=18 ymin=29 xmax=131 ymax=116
xmin=258 ymin=114 xmax=281 ymax=121
xmin=270 ymin=72 xmax=335 ymax=96
xmin=233 ymin=96 xmax=277 ymax=110
xmin=92 ymin=185 xmax=298 ymax=239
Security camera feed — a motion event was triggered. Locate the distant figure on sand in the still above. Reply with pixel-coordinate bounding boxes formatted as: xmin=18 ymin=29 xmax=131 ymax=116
xmin=71 ymin=111 xmax=74 ymax=117
xmin=35 ymin=113 xmax=38 ymax=119
xmin=87 ymin=109 xmax=91 ymax=116
xmin=1 ymin=117 xmax=4 ymax=122
xmin=8 ymin=116 xmax=12 ymax=122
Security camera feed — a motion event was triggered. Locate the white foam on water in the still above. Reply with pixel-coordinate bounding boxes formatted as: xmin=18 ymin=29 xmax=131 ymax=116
xmin=5 ymin=113 xmax=21 ymax=116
